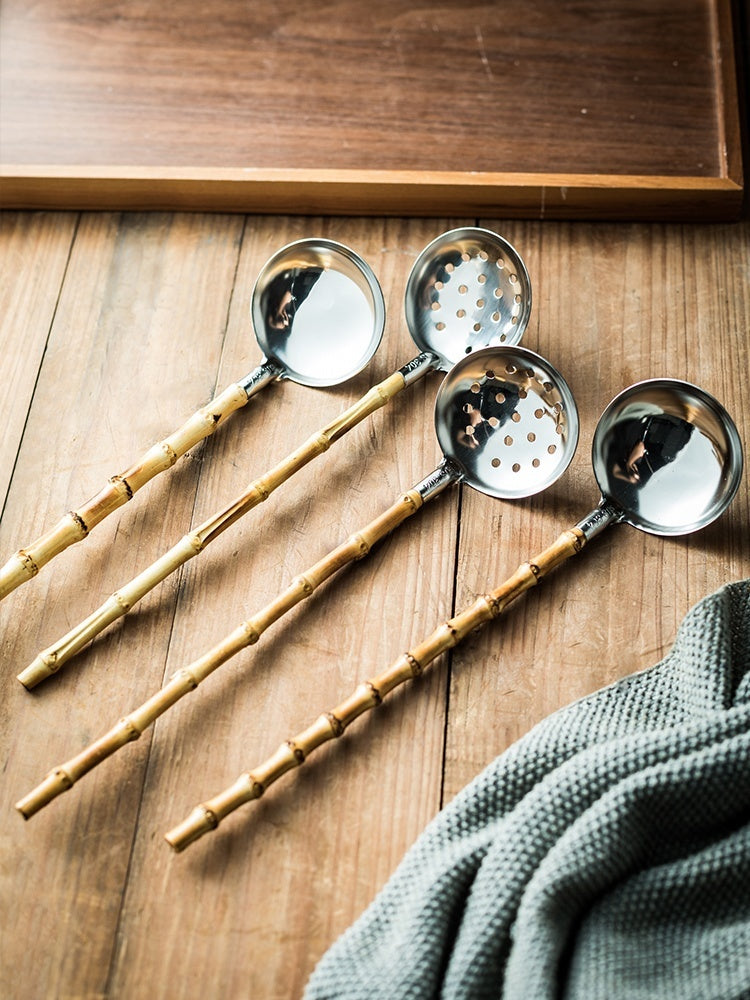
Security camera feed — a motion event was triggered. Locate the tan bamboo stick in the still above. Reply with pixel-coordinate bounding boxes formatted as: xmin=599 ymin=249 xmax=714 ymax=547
xmin=15 ymin=485 xmax=426 ymax=819
xmin=0 ymin=379 xmax=261 ymax=601
xmin=18 ymin=370 xmax=407 ymax=689
xmin=164 ymin=525 xmax=587 ymax=851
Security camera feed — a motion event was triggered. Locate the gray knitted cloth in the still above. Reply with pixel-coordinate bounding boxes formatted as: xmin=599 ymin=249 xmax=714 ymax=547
xmin=304 ymin=580 xmax=750 ymax=1000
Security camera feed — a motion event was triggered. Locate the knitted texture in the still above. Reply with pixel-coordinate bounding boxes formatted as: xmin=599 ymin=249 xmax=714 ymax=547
xmin=304 ymin=580 xmax=750 ymax=1000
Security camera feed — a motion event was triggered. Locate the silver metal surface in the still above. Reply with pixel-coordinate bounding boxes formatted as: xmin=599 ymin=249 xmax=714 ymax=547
xmin=434 ymin=345 xmax=578 ymax=500
xmin=405 ymin=227 xmax=532 ymax=372
xmin=592 ymin=378 xmax=743 ymax=535
xmin=252 ymin=238 xmax=385 ymax=387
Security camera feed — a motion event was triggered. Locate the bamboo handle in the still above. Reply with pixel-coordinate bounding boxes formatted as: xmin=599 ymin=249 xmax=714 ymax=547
xmin=0 ymin=381 xmax=252 ymax=601
xmin=165 ymin=525 xmax=586 ymax=851
xmin=15 ymin=488 xmax=424 ymax=817
xmin=18 ymin=371 xmax=407 ymax=688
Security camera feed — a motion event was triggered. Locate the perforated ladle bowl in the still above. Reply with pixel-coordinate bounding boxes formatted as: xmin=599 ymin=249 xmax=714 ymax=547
xmin=401 ymin=226 xmax=532 ymax=378
xmin=0 ymin=237 xmax=385 ymax=602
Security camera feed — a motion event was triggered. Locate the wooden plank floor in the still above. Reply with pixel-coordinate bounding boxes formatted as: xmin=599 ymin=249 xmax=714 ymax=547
xmin=0 ymin=211 xmax=748 ymax=998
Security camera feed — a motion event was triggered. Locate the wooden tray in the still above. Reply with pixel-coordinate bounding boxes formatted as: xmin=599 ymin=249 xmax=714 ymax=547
xmin=0 ymin=0 xmax=744 ymax=220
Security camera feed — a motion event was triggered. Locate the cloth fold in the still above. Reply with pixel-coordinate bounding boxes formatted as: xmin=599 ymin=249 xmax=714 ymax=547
xmin=304 ymin=580 xmax=750 ymax=1000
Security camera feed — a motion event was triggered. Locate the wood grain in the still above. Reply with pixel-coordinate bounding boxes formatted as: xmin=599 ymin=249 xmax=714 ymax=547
xmin=0 ymin=213 xmax=77 ymax=509
xmin=0 ymin=0 xmax=743 ymax=218
xmin=1 ymin=211 xmax=748 ymax=999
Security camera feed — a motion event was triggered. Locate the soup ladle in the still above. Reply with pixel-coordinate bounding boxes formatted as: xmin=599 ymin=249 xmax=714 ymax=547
xmin=0 ymin=238 xmax=386 ymax=601
xmin=19 ymin=228 xmax=533 ymax=687
xmin=158 ymin=378 xmax=742 ymax=851
xmin=16 ymin=345 xmax=578 ymax=817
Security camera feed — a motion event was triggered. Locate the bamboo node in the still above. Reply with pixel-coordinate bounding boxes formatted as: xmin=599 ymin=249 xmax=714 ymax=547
xmin=286 ymin=740 xmax=306 ymax=764
xmin=366 ymin=681 xmax=383 ymax=706
xmin=485 ymin=595 xmax=501 ymax=617
xmin=326 ymin=712 xmax=345 ymax=737
xmin=528 ymin=561 xmax=542 ymax=580
xmin=173 ymin=668 xmax=199 ymax=691
xmin=53 ymin=767 xmax=73 ymax=790
xmin=113 ymin=591 xmax=133 ymax=613
xmin=241 ymin=621 xmax=261 ymax=645
xmin=405 ymin=652 xmax=424 ymax=677
xmin=161 ymin=442 xmax=178 ymax=466
xmin=68 ymin=510 xmax=89 ymax=537
xmin=109 ymin=475 xmax=134 ymax=500
xmin=293 ymin=574 xmax=315 ymax=597
xmin=247 ymin=775 xmax=265 ymax=797
xmin=402 ymin=493 xmax=420 ymax=511
xmin=118 ymin=717 xmax=142 ymax=741
xmin=253 ymin=481 xmax=270 ymax=502
xmin=187 ymin=532 xmax=204 ymax=554
xmin=314 ymin=430 xmax=332 ymax=452
xmin=39 ymin=650 xmax=59 ymax=671
xmin=350 ymin=533 xmax=370 ymax=557
xmin=199 ymin=805 xmax=219 ymax=829
xmin=15 ymin=549 xmax=39 ymax=578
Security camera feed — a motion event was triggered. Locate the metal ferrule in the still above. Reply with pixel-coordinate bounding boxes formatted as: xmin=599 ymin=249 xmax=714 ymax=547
xmin=398 ymin=351 xmax=440 ymax=387
xmin=413 ymin=459 xmax=460 ymax=504
xmin=238 ymin=359 xmax=283 ymax=398
xmin=575 ymin=498 xmax=622 ymax=541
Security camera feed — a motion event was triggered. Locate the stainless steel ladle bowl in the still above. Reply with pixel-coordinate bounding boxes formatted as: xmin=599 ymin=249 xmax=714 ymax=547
xmin=249 ymin=238 xmax=385 ymax=389
xmin=589 ymin=379 xmax=743 ymax=537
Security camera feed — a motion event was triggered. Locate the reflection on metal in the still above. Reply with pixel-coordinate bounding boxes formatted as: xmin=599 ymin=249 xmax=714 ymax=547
xmin=434 ymin=345 xmax=579 ymax=500
xmin=252 ymin=238 xmax=385 ymax=387
xmin=592 ymin=379 xmax=743 ymax=535
xmin=405 ymin=227 xmax=532 ymax=370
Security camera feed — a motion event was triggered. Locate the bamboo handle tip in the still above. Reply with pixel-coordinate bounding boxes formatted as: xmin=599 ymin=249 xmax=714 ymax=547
xmin=164 ymin=806 xmax=217 ymax=853
xmin=17 ymin=656 xmax=54 ymax=690
xmin=15 ymin=770 xmax=71 ymax=819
